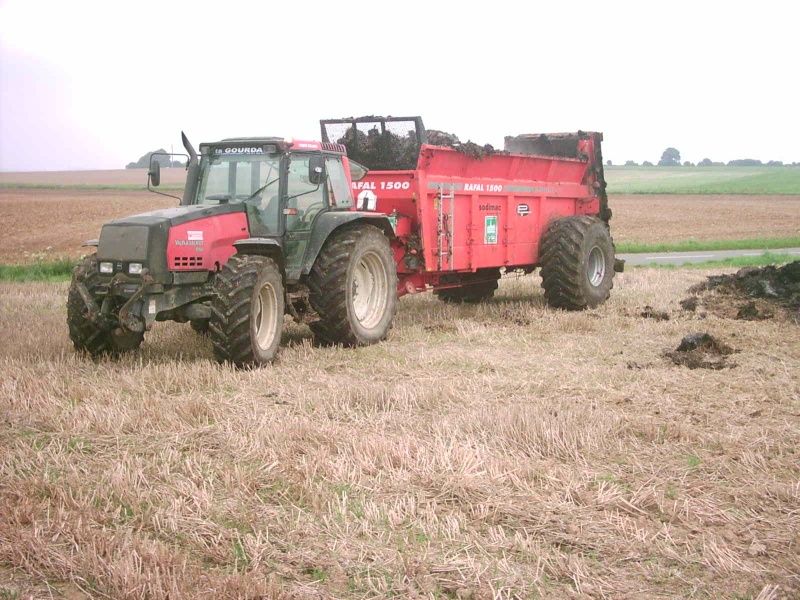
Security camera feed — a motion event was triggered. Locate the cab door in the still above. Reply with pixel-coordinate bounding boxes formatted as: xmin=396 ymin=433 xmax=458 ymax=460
xmin=283 ymin=153 xmax=328 ymax=278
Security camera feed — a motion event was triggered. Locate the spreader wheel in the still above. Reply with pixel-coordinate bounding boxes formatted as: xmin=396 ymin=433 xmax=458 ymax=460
xmin=540 ymin=216 xmax=616 ymax=310
xmin=209 ymin=255 xmax=284 ymax=367
xmin=308 ymin=224 xmax=397 ymax=346
xmin=67 ymin=254 xmax=144 ymax=356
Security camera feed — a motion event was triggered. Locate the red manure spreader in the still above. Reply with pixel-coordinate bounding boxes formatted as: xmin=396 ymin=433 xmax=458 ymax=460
xmin=68 ymin=116 xmax=620 ymax=366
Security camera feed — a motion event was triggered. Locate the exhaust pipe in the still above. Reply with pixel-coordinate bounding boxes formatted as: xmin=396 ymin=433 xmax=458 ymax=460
xmin=181 ymin=131 xmax=200 ymax=206
xmin=182 ymin=131 xmax=198 ymax=164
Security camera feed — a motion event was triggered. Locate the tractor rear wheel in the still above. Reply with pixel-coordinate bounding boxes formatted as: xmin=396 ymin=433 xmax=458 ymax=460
xmin=540 ymin=216 xmax=615 ymax=310
xmin=308 ymin=224 xmax=397 ymax=346
xmin=209 ymin=255 xmax=284 ymax=367
xmin=434 ymin=269 xmax=500 ymax=303
xmin=67 ymin=255 xmax=144 ymax=356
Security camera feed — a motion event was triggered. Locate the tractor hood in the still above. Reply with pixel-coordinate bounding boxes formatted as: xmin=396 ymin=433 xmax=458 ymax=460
xmin=97 ymin=203 xmax=247 ymax=282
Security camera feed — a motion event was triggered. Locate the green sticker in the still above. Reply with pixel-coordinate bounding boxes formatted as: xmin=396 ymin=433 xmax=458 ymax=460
xmin=484 ymin=215 xmax=498 ymax=244
xmin=387 ymin=216 xmax=398 ymax=232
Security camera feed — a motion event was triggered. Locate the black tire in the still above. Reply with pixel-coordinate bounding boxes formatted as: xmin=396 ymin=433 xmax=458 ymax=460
xmin=434 ymin=269 xmax=500 ymax=303
xmin=209 ymin=255 xmax=284 ymax=367
xmin=540 ymin=216 xmax=616 ymax=310
xmin=308 ymin=224 xmax=397 ymax=346
xmin=190 ymin=319 xmax=210 ymax=334
xmin=67 ymin=255 xmax=144 ymax=356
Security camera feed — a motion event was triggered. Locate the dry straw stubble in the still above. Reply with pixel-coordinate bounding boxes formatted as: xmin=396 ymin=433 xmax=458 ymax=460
xmin=1 ymin=269 xmax=799 ymax=598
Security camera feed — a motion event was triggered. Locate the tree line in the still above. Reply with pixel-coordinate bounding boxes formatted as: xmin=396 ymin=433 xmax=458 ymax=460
xmin=608 ymin=148 xmax=798 ymax=167
xmin=126 ymin=149 xmax=183 ymax=169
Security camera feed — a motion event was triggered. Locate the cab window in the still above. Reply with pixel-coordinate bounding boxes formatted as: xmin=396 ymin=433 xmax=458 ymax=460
xmin=286 ymin=154 xmax=326 ymax=231
xmin=325 ymin=156 xmax=353 ymax=208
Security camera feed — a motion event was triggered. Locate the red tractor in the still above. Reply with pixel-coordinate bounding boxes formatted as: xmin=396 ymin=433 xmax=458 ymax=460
xmin=68 ymin=117 xmax=619 ymax=366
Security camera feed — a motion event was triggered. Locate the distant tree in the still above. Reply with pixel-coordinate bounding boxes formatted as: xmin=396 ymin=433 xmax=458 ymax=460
xmin=683 ymin=161 xmax=694 ymax=167
xmin=727 ymin=158 xmax=763 ymax=167
xmin=606 ymin=159 xmax=613 ymax=166
xmin=642 ymin=160 xmax=654 ymax=167
xmin=624 ymin=160 xmax=638 ymax=166
xmin=126 ymin=149 xmax=173 ymax=169
xmin=766 ymin=160 xmax=784 ymax=166
xmin=698 ymin=158 xmax=713 ymax=167
xmin=658 ymin=147 xmax=681 ymax=166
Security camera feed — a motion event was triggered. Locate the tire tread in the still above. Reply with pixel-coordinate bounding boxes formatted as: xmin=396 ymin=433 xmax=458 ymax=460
xmin=540 ymin=216 xmax=615 ymax=310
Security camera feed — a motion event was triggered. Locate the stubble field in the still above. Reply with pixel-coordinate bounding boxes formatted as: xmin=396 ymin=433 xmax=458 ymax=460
xmin=1 ymin=171 xmax=799 ymax=598
xmin=1 ymin=270 xmax=799 ymax=599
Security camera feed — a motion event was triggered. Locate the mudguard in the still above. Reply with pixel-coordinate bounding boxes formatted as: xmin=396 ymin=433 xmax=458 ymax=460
xmin=232 ymin=237 xmax=284 ymax=269
xmin=301 ymin=211 xmax=395 ymax=277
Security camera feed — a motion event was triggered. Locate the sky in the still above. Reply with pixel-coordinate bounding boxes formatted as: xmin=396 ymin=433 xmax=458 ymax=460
xmin=0 ymin=0 xmax=797 ymax=171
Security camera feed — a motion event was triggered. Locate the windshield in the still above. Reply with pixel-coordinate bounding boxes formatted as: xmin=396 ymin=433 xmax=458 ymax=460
xmin=195 ymin=152 xmax=281 ymax=205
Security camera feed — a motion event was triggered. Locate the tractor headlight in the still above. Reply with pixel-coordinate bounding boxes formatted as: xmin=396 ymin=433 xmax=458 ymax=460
xmin=99 ymin=262 xmax=114 ymax=274
xmin=128 ymin=263 xmax=143 ymax=275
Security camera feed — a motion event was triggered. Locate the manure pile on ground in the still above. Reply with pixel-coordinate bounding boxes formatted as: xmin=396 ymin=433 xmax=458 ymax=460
xmin=685 ymin=260 xmax=800 ymax=322
xmin=664 ymin=332 xmax=737 ymax=370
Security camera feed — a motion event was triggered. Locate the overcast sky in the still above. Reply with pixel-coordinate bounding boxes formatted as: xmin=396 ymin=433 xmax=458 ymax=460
xmin=0 ymin=0 xmax=797 ymax=171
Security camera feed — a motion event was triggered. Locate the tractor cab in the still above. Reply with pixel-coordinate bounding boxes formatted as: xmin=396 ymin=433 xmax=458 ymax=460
xmin=189 ymin=139 xmax=358 ymax=234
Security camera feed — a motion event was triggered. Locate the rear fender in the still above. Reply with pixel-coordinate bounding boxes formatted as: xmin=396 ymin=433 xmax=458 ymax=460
xmin=301 ymin=212 xmax=394 ymax=276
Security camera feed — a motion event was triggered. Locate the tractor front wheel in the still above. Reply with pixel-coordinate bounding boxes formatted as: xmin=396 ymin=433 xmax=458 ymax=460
xmin=67 ymin=255 xmax=144 ymax=356
xmin=308 ymin=224 xmax=397 ymax=346
xmin=190 ymin=319 xmax=210 ymax=335
xmin=209 ymin=255 xmax=284 ymax=367
xmin=540 ymin=216 xmax=616 ymax=310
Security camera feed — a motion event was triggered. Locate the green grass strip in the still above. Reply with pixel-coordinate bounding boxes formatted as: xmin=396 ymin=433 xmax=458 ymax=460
xmin=636 ymin=251 xmax=797 ymax=270
xmin=605 ymin=165 xmax=800 ymax=195
xmin=617 ymin=237 xmax=800 ymax=254
xmin=0 ymin=259 xmax=79 ymax=282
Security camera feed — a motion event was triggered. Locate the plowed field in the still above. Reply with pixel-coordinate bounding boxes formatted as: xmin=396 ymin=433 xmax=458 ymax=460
xmin=1 ymin=186 xmax=798 ymax=264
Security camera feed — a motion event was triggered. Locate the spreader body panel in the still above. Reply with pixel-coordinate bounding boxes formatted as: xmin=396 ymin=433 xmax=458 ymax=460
xmin=352 ymin=140 xmax=604 ymax=289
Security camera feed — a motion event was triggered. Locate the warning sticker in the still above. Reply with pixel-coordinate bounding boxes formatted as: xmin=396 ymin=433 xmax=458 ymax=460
xmin=484 ymin=215 xmax=498 ymax=245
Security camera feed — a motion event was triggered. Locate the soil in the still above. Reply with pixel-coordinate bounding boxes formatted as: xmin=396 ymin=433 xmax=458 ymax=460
xmin=0 ymin=188 xmax=173 ymax=264
xmin=640 ymin=305 xmax=670 ymax=321
xmin=686 ymin=261 xmax=800 ymax=323
xmin=679 ymin=296 xmax=699 ymax=312
xmin=611 ymin=195 xmax=800 ymax=244
xmin=665 ymin=332 xmax=737 ymax=370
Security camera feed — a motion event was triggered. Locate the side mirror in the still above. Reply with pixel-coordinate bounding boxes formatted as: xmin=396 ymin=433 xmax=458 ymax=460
xmin=308 ymin=154 xmax=325 ymax=185
xmin=148 ymin=159 xmax=161 ymax=187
